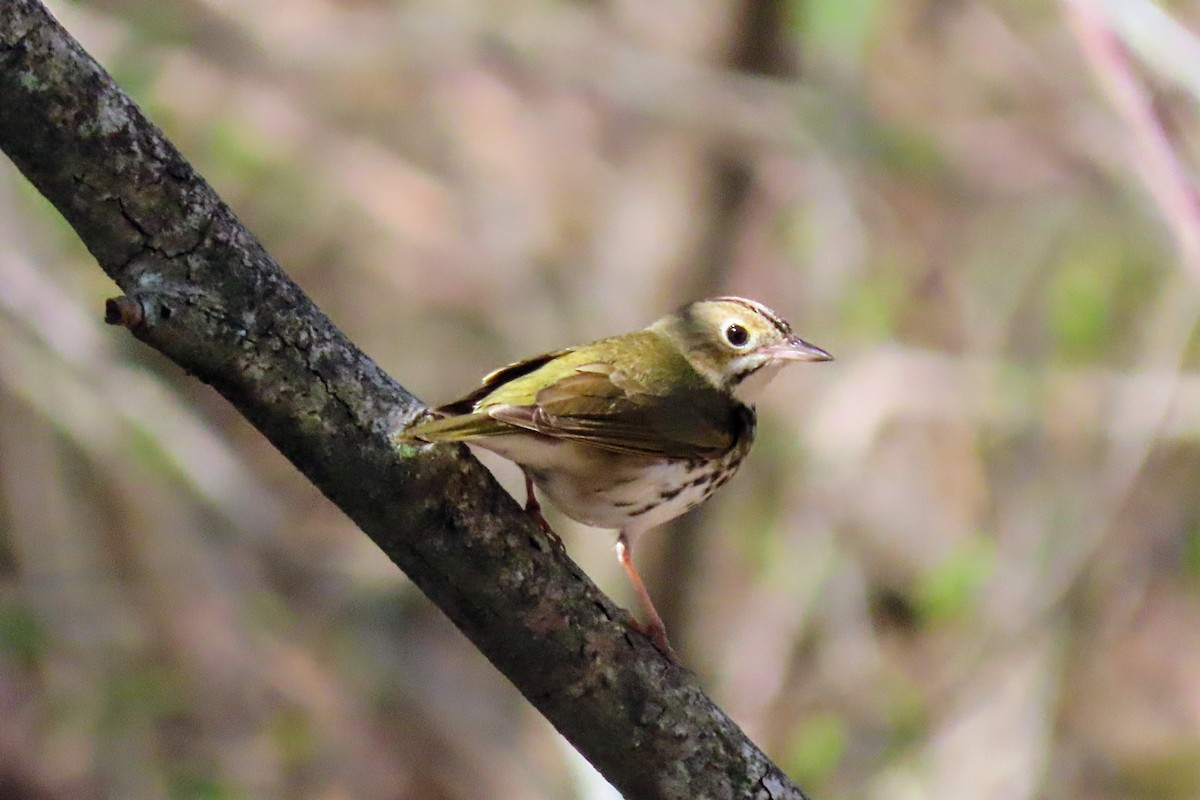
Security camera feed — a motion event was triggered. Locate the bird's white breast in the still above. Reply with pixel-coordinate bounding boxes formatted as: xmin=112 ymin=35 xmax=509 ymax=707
xmin=473 ymin=432 xmax=750 ymax=535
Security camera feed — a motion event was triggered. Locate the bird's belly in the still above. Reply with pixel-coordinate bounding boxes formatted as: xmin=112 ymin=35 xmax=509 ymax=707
xmin=535 ymin=458 xmax=711 ymax=530
xmin=475 ymin=433 xmax=746 ymax=533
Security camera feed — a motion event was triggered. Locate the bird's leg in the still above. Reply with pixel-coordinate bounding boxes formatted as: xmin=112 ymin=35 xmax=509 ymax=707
xmin=616 ymin=531 xmax=677 ymax=661
xmin=522 ymin=470 xmax=563 ymax=550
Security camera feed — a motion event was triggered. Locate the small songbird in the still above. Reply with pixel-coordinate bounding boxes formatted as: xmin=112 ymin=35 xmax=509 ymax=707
xmin=399 ymin=297 xmax=832 ymax=656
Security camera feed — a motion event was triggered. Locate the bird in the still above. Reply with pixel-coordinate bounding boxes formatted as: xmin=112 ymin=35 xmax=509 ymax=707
xmin=398 ymin=296 xmax=832 ymax=657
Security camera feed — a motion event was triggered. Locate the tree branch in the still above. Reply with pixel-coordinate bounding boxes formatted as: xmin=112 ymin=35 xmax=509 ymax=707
xmin=0 ymin=2 xmax=811 ymax=798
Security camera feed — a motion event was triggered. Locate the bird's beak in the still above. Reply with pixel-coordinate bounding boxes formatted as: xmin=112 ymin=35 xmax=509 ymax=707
xmin=767 ymin=337 xmax=834 ymax=362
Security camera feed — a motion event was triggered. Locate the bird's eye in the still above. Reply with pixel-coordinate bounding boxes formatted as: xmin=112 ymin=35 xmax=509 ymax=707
xmin=724 ymin=323 xmax=750 ymax=347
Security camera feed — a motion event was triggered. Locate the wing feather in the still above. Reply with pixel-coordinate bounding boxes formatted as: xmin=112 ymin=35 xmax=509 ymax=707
xmin=487 ymin=362 xmax=736 ymax=458
xmin=401 ymin=336 xmax=742 ymax=459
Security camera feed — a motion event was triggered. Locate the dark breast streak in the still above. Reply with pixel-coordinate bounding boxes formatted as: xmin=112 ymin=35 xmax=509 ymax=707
xmin=625 ymin=403 xmax=756 ymax=518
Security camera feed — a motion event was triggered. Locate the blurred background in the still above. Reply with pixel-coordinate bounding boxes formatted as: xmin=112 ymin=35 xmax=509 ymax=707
xmin=3 ymin=0 xmax=1200 ymax=798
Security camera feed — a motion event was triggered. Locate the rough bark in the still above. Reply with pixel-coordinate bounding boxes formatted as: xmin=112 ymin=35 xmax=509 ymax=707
xmin=0 ymin=3 xmax=811 ymax=798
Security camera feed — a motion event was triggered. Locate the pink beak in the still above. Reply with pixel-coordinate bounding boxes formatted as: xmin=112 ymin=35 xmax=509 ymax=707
xmin=766 ymin=337 xmax=834 ymax=362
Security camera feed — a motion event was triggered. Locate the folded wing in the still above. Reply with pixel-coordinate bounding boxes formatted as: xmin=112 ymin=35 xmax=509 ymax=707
xmin=401 ymin=345 xmax=740 ymax=460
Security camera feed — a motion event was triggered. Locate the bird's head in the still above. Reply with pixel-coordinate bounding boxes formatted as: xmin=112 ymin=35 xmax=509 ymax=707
xmin=653 ymin=296 xmax=833 ymax=404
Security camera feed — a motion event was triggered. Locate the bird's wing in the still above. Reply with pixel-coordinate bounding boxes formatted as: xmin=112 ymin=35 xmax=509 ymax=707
xmin=485 ymin=362 xmax=740 ymax=459
xmin=435 ymin=349 xmax=573 ymax=415
xmin=396 ymin=349 xmax=572 ymax=443
xmin=400 ymin=341 xmax=744 ymax=459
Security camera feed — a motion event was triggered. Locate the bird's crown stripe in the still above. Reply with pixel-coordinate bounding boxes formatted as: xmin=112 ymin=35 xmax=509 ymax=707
xmin=713 ymin=296 xmax=792 ymax=336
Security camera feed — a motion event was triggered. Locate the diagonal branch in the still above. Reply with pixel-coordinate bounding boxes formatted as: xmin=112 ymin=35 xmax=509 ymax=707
xmin=0 ymin=2 xmax=811 ymax=798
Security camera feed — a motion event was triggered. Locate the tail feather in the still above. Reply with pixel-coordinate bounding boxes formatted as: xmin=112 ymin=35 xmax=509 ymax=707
xmin=397 ymin=412 xmax=507 ymax=443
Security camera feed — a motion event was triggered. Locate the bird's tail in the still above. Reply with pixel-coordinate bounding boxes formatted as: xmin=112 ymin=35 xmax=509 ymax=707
xmin=395 ymin=411 xmax=506 ymax=443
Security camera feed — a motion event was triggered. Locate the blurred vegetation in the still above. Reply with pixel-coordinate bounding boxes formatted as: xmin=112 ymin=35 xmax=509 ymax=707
xmin=3 ymin=1 xmax=1200 ymax=798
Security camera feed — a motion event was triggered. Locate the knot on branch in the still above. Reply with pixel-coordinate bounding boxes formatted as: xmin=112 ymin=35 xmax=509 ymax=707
xmin=105 ymin=295 xmax=145 ymax=329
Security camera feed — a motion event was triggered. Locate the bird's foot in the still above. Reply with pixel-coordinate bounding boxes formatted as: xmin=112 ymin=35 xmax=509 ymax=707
xmin=522 ymin=472 xmax=566 ymax=552
xmin=614 ymin=532 xmax=681 ymax=664
xmin=626 ymin=616 xmax=681 ymax=665
xmin=524 ymin=496 xmax=565 ymax=552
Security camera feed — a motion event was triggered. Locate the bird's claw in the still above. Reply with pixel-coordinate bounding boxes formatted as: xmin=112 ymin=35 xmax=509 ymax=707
xmin=525 ymin=500 xmax=565 ymax=552
xmin=626 ymin=616 xmax=682 ymax=665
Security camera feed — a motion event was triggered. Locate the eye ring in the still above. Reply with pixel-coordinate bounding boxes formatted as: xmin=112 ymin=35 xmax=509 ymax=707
xmin=724 ymin=323 xmax=750 ymax=348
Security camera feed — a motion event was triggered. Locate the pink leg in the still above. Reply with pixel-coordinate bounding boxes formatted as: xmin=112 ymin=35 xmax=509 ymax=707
xmin=523 ymin=471 xmax=563 ymax=550
xmin=616 ymin=531 xmax=677 ymax=661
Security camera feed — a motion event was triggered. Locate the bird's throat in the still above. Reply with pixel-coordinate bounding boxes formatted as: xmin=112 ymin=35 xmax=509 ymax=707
xmin=731 ymin=362 xmax=783 ymax=404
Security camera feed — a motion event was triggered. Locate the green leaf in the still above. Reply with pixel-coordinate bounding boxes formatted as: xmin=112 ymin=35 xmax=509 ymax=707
xmin=796 ymin=0 xmax=878 ymax=61
xmin=784 ymin=712 xmax=848 ymax=789
xmin=915 ymin=535 xmax=995 ymax=622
